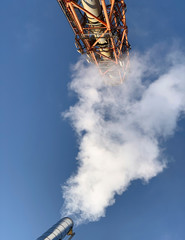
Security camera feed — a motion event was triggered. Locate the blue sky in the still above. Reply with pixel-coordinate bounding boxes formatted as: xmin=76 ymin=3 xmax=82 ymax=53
xmin=0 ymin=0 xmax=185 ymax=240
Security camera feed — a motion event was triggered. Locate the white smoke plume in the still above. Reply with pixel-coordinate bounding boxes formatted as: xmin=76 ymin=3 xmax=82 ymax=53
xmin=61 ymin=47 xmax=185 ymax=225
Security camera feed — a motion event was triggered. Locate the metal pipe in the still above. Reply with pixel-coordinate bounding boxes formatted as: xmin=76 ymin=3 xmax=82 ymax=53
xmin=71 ymin=1 xmax=107 ymax=26
xmin=81 ymin=0 xmax=112 ymax=58
xmin=81 ymin=0 xmax=102 ymax=23
xmin=37 ymin=217 xmax=74 ymax=240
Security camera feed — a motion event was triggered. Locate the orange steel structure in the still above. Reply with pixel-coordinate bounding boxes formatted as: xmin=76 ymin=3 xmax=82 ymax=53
xmin=57 ymin=0 xmax=130 ymax=83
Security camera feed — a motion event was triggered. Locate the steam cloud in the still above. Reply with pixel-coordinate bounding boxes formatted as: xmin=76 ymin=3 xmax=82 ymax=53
xmin=61 ymin=48 xmax=185 ymax=225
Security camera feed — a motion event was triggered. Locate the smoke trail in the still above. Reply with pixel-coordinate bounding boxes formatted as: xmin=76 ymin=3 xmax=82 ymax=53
xmin=61 ymin=48 xmax=185 ymax=225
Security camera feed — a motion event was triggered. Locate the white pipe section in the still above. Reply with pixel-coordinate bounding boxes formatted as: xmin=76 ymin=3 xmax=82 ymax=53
xmin=81 ymin=0 xmax=112 ymax=58
xmin=81 ymin=0 xmax=102 ymax=23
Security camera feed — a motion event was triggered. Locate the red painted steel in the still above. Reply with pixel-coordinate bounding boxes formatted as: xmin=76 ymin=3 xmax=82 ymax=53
xmin=57 ymin=0 xmax=130 ymax=83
